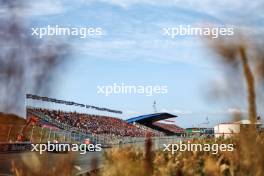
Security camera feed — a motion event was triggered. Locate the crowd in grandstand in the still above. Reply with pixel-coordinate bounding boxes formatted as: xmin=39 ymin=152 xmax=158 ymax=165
xmin=27 ymin=108 xmax=159 ymax=137
xmin=153 ymin=122 xmax=185 ymax=133
xmin=134 ymin=123 xmax=164 ymax=136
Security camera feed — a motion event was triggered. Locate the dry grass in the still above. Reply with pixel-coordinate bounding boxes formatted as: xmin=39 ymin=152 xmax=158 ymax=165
xmin=11 ymin=152 xmax=75 ymax=176
xmin=2 ymin=122 xmax=263 ymax=176
xmin=100 ymin=132 xmax=264 ymax=176
xmin=1 ymin=113 xmax=262 ymax=176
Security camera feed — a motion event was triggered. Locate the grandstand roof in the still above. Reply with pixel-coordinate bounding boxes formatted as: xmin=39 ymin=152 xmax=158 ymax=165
xmin=126 ymin=113 xmax=177 ymax=124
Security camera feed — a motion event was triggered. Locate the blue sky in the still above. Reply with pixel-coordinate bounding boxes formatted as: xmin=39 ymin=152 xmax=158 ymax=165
xmin=19 ymin=0 xmax=264 ymax=127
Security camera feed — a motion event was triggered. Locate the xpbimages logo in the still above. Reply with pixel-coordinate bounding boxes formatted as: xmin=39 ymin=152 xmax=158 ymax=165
xmin=97 ymin=83 xmax=168 ymax=96
xmin=163 ymin=141 xmax=234 ymax=155
xmin=163 ymin=25 xmax=234 ymax=39
xmin=31 ymin=25 xmax=104 ymax=38
xmin=31 ymin=141 xmax=102 ymax=154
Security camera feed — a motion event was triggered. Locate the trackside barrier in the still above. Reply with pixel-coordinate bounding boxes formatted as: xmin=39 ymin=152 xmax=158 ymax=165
xmin=0 ymin=124 xmax=239 ymax=148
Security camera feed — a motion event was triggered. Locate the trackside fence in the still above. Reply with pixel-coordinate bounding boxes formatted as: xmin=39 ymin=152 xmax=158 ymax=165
xmin=1 ymin=124 xmax=233 ymax=150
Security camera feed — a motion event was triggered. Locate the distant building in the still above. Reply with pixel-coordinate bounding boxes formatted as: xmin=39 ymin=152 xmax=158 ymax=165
xmin=214 ymin=120 xmax=262 ymax=138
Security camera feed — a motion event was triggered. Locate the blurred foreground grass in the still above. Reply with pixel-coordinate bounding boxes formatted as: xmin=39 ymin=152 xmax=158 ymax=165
xmin=9 ymin=130 xmax=264 ymax=176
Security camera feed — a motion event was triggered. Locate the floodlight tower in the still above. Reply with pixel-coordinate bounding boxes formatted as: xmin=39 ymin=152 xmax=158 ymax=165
xmin=153 ymin=100 xmax=157 ymax=113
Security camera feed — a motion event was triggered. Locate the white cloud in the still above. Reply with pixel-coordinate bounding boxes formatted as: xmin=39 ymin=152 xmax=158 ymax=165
xmin=159 ymin=108 xmax=247 ymax=116
xmin=202 ymin=108 xmax=247 ymax=115
xmin=125 ymin=110 xmax=140 ymax=115
xmin=1 ymin=0 xmax=72 ymax=17
xmin=74 ymin=38 xmax=209 ymax=67
xmin=22 ymin=1 xmax=65 ymax=16
xmin=0 ymin=7 xmax=7 ymax=16
xmin=4 ymin=0 xmax=262 ymax=24
xmin=172 ymin=109 xmax=193 ymax=115
xmin=91 ymin=0 xmax=264 ymax=24
xmin=159 ymin=108 xmax=170 ymax=113
xmin=18 ymin=0 xmax=111 ymax=17
xmin=227 ymin=108 xmax=247 ymax=114
xmin=93 ymin=0 xmax=263 ymax=14
xmin=160 ymin=108 xmax=192 ymax=115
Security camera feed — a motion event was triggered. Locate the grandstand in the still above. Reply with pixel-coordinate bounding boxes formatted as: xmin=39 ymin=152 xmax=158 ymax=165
xmin=126 ymin=113 xmax=185 ymax=135
xmin=25 ymin=95 xmax=185 ymax=145
xmin=126 ymin=113 xmax=176 ymax=124
xmin=27 ymin=107 xmax=161 ymax=137
xmin=27 ymin=107 xmax=185 ymax=139
xmin=152 ymin=122 xmax=185 ymax=135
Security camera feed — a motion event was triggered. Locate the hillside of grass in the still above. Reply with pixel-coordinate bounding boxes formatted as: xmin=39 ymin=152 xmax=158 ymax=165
xmin=0 ymin=112 xmax=26 ymax=125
